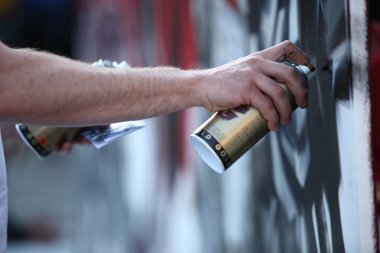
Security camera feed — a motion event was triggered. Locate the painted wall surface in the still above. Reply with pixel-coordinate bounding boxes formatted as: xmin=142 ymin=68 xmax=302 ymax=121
xmin=196 ymin=0 xmax=374 ymax=252
xmin=199 ymin=1 xmax=374 ymax=253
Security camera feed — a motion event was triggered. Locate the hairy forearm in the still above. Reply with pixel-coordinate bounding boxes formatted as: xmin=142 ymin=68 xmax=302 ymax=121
xmin=0 ymin=43 xmax=204 ymax=126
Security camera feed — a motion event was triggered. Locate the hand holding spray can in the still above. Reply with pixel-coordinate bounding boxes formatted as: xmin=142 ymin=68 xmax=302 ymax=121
xmin=190 ymin=63 xmax=311 ymax=173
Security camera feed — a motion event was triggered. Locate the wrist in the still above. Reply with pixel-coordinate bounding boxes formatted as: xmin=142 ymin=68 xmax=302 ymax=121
xmin=185 ymin=69 xmax=210 ymax=109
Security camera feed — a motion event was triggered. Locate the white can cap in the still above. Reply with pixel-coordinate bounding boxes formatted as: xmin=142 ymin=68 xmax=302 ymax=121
xmin=190 ymin=134 xmax=225 ymax=173
xmin=296 ymin=65 xmax=311 ymax=76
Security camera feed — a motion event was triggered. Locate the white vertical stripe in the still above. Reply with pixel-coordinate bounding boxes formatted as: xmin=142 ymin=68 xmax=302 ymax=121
xmin=0 ymin=131 xmax=8 ymax=253
xmin=348 ymin=0 xmax=375 ymax=251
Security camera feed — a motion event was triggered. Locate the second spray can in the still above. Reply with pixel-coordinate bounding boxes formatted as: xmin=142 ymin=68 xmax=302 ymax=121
xmin=190 ymin=62 xmax=311 ymax=173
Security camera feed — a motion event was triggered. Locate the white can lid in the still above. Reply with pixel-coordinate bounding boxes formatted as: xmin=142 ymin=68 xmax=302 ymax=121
xmin=297 ymin=65 xmax=311 ymax=76
xmin=190 ymin=134 xmax=225 ymax=173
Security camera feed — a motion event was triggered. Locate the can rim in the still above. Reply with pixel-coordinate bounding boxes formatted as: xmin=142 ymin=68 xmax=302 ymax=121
xmin=190 ymin=133 xmax=225 ymax=173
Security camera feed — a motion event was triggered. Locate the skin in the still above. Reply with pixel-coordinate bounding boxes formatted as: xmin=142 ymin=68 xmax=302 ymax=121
xmin=0 ymin=40 xmax=314 ymax=152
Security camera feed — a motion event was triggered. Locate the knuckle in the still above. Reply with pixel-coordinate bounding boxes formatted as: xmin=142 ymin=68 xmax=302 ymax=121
xmin=300 ymin=88 xmax=308 ymax=98
xmin=283 ymin=40 xmax=294 ymax=48
xmin=269 ymin=111 xmax=279 ymax=123
xmin=284 ymin=108 xmax=292 ymax=119
xmin=247 ymin=56 xmax=262 ymax=66
xmin=274 ymin=86 xmax=287 ymax=99
xmin=262 ymin=98 xmax=274 ymax=113
xmin=296 ymin=89 xmax=308 ymax=107
xmin=295 ymin=87 xmax=308 ymax=100
xmin=285 ymin=66 xmax=298 ymax=78
xmin=278 ymin=99 xmax=292 ymax=121
xmin=284 ymin=39 xmax=292 ymax=46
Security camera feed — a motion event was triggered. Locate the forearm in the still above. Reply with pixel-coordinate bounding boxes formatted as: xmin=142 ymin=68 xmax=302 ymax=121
xmin=0 ymin=43 xmax=204 ymax=126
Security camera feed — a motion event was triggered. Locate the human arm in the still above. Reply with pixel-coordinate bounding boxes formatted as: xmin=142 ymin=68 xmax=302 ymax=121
xmin=0 ymin=40 xmax=314 ymax=130
xmin=0 ymin=42 xmax=202 ymax=126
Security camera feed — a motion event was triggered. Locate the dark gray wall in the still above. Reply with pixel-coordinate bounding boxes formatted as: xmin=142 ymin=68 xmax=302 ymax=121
xmin=197 ymin=0 xmax=374 ymax=252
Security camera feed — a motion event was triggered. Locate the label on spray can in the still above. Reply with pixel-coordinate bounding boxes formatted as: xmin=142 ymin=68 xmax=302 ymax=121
xmin=15 ymin=125 xmax=82 ymax=159
xmin=190 ymin=63 xmax=311 ymax=173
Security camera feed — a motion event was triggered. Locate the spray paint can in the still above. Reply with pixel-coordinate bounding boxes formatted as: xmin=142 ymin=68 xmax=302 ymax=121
xmin=15 ymin=60 xmax=130 ymax=159
xmin=190 ymin=63 xmax=311 ymax=173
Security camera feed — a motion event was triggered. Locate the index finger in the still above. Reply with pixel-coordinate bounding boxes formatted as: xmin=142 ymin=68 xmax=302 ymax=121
xmin=258 ymin=40 xmax=315 ymax=71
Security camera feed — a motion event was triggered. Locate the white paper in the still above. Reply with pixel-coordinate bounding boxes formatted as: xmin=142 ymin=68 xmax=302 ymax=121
xmin=80 ymin=121 xmax=145 ymax=149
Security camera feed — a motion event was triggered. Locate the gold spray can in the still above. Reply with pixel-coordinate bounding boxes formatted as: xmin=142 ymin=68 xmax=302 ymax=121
xmin=15 ymin=125 xmax=82 ymax=159
xmin=190 ymin=63 xmax=311 ymax=173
